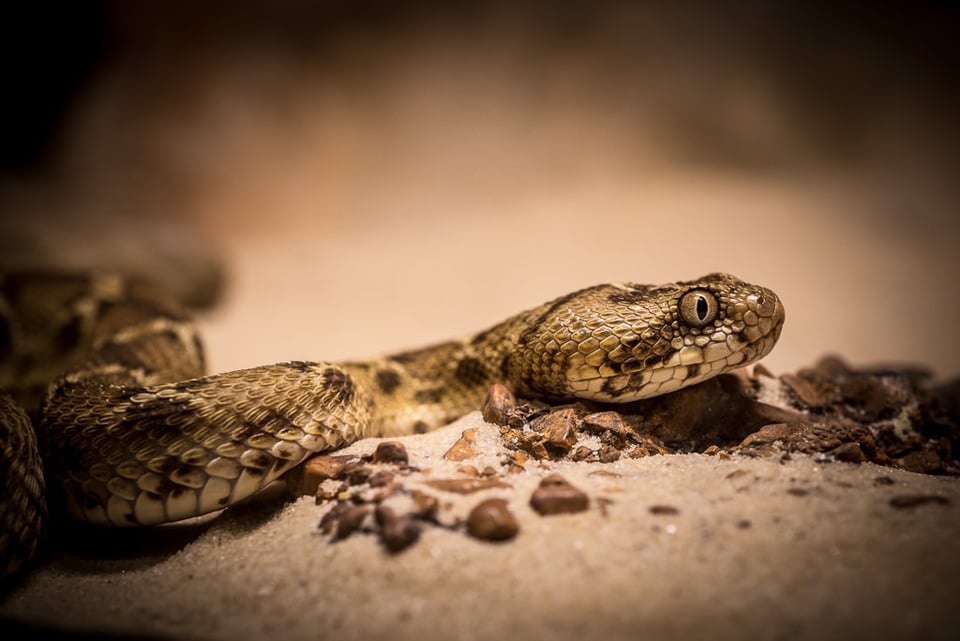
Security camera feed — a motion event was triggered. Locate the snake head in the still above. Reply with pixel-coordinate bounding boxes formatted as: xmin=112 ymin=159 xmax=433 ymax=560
xmin=507 ymin=273 xmax=785 ymax=402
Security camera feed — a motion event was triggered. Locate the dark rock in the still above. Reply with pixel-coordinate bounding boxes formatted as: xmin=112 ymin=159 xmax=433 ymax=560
xmin=597 ymin=444 xmax=621 ymax=463
xmin=530 ymin=408 xmax=579 ymax=457
xmin=829 ymin=442 xmax=866 ymax=463
xmin=573 ymin=446 xmax=593 ymax=461
xmin=343 ymin=462 xmax=373 ymax=485
xmin=582 ymin=411 xmax=634 ymax=439
xmin=372 ymin=441 xmax=409 ymax=465
xmin=466 ymin=498 xmax=519 ymax=541
xmin=897 ymin=448 xmax=944 ymax=475
xmin=335 ymin=505 xmax=370 ymax=540
xmin=739 ymin=423 xmax=795 ymax=447
xmin=530 ymin=474 xmax=589 ymax=515
xmin=648 ymin=504 xmax=679 ymax=515
xmin=780 ymin=373 xmax=824 ymax=408
xmin=888 ymin=494 xmax=951 ymax=509
xmin=367 ymin=470 xmax=395 ymax=488
xmin=481 ymin=384 xmax=516 ymax=426
xmin=375 ymin=505 xmax=421 ymax=552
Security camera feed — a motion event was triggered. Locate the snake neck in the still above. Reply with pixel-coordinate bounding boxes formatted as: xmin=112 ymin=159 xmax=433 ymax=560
xmin=339 ymin=307 xmax=541 ymax=438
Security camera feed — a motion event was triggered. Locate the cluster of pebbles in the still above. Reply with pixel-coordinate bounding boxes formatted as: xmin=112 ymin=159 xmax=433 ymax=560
xmin=287 ymin=357 xmax=958 ymax=551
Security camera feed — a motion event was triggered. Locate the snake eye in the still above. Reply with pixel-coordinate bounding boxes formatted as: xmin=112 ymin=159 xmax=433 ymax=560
xmin=679 ymin=290 xmax=718 ymax=327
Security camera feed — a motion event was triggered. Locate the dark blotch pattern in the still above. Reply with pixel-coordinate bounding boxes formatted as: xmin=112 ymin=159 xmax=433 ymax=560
xmin=376 ymin=369 xmax=402 ymax=395
xmin=454 ymin=356 xmax=490 ymax=388
xmin=322 ymin=366 xmax=355 ymax=404
xmin=414 ymin=388 xmax=445 ymax=404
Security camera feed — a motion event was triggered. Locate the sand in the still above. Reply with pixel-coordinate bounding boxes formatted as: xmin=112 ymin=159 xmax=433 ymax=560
xmin=2 ymin=414 xmax=958 ymax=641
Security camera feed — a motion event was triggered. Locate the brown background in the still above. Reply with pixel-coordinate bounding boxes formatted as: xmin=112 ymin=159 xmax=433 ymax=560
xmin=2 ymin=1 xmax=958 ymax=379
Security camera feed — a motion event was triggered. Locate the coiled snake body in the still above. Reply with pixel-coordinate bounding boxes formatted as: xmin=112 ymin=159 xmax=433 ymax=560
xmin=0 ymin=272 xmax=784 ymax=578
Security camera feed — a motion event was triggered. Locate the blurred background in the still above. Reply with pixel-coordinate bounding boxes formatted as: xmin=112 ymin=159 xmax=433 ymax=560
xmin=1 ymin=0 xmax=958 ymax=379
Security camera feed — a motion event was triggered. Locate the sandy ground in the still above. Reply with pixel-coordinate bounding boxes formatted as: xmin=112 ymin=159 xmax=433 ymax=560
xmin=3 ymin=416 xmax=959 ymax=641
xmin=1 ymin=4 xmax=959 ymax=640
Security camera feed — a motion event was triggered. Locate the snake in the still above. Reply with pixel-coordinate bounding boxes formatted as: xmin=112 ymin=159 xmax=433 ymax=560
xmin=0 ymin=271 xmax=784 ymax=579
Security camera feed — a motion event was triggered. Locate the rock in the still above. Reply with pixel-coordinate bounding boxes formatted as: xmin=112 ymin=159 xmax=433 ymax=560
xmin=780 ymin=372 xmax=824 ymax=408
xmin=897 ymin=449 xmax=944 ymax=475
xmin=888 ymin=495 xmax=951 ymax=510
xmin=372 ymin=441 xmax=408 ymax=465
xmin=582 ymin=411 xmax=634 ymax=440
xmin=573 ymin=446 xmax=593 ymax=461
xmin=502 ymin=451 xmax=527 ymax=473
xmin=481 ymin=384 xmax=516 ymax=426
xmin=285 ymin=454 xmax=354 ymax=496
xmin=529 ymin=408 xmax=578 ymax=457
xmin=423 ymin=477 xmax=511 ymax=494
xmin=529 ymin=474 xmax=589 ymax=515
xmin=334 ymin=505 xmax=370 ymax=540
xmin=739 ymin=423 xmax=796 ymax=447
xmin=597 ymin=444 xmax=620 ymax=463
xmin=829 ymin=442 xmax=866 ymax=463
xmin=367 ymin=470 xmax=395 ymax=488
xmin=466 ymin=498 xmax=519 ymax=542
xmin=444 ymin=428 xmax=480 ymax=461
xmin=648 ymin=505 xmax=679 ymax=516
xmin=343 ymin=462 xmax=373 ymax=485
xmin=375 ymin=505 xmax=421 ymax=552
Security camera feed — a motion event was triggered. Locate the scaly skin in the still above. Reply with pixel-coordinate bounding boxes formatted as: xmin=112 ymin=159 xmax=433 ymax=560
xmin=0 ymin=271 xmax=784 ymax=578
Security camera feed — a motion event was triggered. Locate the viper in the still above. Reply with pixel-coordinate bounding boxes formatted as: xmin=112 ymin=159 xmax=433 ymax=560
xmin=0 ymin=271 xmax=784 ymax=578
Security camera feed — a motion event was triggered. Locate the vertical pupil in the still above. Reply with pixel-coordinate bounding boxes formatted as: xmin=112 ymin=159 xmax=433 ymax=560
xmin=696 ymin=296 xmax=708 ymax=320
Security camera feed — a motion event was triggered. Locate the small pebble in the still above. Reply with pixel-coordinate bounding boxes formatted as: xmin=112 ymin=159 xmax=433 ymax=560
xmin=529 ymin=474 xmax=589 ymax=515
xmin=367 ymin=470 xmax=395 ymax=488
xmin=597 ymin=444 xmax=621 ymax=463
xmin=582 ymin=411 xmax=633 ymax=439
xmin=649 ymin=504 xmax=680 ymax=516
xmin=530 ymin=408 xmax=579 ymax=456
xmin=286 ymin=454 xmax=352 ymax=496
xmin=424 ymin=477 xmax=510 ymax=494
xmin=739 ymin=423 xmax=795 ymax=447
xmin=466 ymin=498 xmax=519 ymax=541
xmin=829 ymin=442 xmax=866 ymax=463
xmin=481 ymin=384 xmax=516 ymax=426
xmin=335 ymin=505 xmax=370 ymax=540
xmin=343 ymin=463 xmax=372 ymax=485
xmin=780 ymin=373 xmax=824 ymax=408
xmin=375 ymin=505 xmax=421 ymax=552
xmin=573 ymin=446 xmax=593 ymax=461
xmin=373 ymin=441 xmax=409 ymax=465
xmin=444 ymin=428 xmax=480 ymax=461
xmin=888 ymin=494 xmax=951 ymax=510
